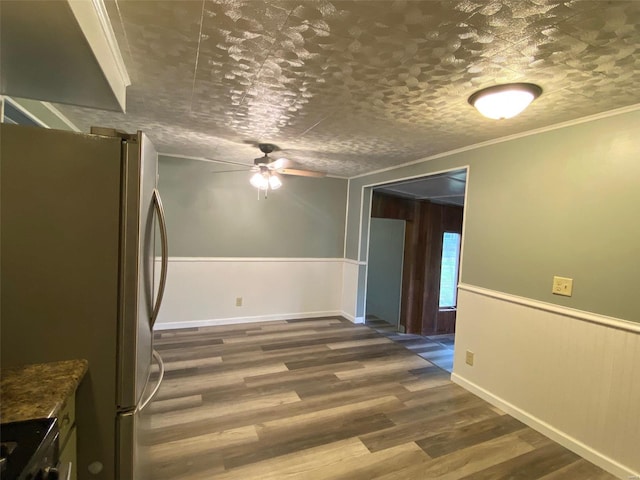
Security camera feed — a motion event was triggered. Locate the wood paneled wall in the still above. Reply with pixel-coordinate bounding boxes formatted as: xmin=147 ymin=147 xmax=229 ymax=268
xmin=371 ymin=192 xmax=463 ymax=335
xmin=423 ymin=202 xmax=463 ymax=335
xmin=371 ymin=192 xmax=415 ymax=221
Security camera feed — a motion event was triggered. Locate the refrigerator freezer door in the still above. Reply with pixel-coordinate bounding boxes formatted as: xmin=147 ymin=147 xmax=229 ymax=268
xmin=116 ymin=351 xmax=162 ymax=480
xmin=117 ymin=409 xmax=151 ymax=480
xmin=117 ymin=132 xmax=159 ymax=409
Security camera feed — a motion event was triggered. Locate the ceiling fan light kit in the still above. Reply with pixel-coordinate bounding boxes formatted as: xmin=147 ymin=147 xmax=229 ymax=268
xmin=249 ymin=168 xmax=282 ymax=191
xmin=247 ymin=143 xmax=325 ymax=196
xmin=468 ymin=83 xmax=542 ymax=120
xmin=269 ymin=173 xmax=282 ymax=190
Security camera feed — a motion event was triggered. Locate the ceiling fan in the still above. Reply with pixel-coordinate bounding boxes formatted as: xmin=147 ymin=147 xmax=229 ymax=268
xmin=249 ymin=143 xmax=325 ymax=193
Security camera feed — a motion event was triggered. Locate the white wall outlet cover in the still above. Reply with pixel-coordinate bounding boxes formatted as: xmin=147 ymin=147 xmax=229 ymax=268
xmin=465 ymin=350 xmax=474 ymax=366
xmin=552 ymin=276 xmax=573 ymax=297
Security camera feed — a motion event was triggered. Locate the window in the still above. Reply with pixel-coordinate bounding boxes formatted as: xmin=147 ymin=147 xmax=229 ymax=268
xmin=439 ymin=232 xmax=461 ymax=309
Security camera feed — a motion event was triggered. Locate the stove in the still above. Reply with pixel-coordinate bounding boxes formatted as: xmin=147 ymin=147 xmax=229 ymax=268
xmin=0 ymin=418 xmax=61 ymax=480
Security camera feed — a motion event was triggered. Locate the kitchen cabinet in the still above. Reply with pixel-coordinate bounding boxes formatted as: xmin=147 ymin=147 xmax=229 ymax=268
xmin=0 ymin=0 xmax=129 ymax=111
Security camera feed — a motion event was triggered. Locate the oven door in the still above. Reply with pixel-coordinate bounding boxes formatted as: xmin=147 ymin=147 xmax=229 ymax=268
xmin=1 ymin=419 xmax=60 ymax=480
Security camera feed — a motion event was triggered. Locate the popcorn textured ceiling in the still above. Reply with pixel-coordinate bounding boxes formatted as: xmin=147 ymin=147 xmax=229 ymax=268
xmin=54 ymin=0 xmax=640 ymax=177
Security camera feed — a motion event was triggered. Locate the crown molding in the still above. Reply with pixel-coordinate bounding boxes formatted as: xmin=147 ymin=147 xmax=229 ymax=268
xmin=351 ymin=103 xmax=640 ymax=180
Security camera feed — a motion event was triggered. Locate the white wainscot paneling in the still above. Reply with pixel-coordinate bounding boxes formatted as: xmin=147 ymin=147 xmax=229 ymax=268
xmin=341 ymin=259 xmax=362 ymax=323
xmin=155 ymin=258 xmax=346 ymax=329
xmin=452 ymin=286 xmax=640 ymax=479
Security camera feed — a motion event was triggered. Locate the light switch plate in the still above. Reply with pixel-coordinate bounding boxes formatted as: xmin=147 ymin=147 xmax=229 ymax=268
xmin=552 ymin=276 xmax=573 ymax=297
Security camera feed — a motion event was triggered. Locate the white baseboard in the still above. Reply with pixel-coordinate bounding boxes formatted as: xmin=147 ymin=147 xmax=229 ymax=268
xmin=155 ymin=310 xmax=343 ymax=330
xmin=340 ymin=311 xmax=365 ymax=324
xmin=451 ymin=373 xmax=637 ymax=480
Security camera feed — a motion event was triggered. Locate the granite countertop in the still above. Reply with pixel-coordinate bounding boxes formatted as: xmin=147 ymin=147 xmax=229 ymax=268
xmin=1 ymin=359 xmax=88 ymax=423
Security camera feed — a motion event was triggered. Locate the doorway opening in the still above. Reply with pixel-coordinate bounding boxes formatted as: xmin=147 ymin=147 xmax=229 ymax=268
xmin=364 ymin=168 xmax=466 ymax=372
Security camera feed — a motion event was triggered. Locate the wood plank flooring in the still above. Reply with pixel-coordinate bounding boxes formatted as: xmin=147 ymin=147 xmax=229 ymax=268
xmin=146 ymin=317 xmax=615 ymax=479
xmin=366 ymin=318 xmax=456 ymax=372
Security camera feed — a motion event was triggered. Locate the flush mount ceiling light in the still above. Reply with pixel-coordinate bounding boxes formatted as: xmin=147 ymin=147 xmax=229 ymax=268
xmin=468 ymin=83 xmax=542 ymax=120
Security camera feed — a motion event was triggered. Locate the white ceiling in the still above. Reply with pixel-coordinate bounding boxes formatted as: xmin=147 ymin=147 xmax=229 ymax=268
xmin=50 ymin=0 xmax=640 ymax=178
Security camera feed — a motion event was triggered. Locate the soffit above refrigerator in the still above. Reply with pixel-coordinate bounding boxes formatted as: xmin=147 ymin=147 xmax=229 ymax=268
xmin=0 ymin=0 xmax=129 ymax=112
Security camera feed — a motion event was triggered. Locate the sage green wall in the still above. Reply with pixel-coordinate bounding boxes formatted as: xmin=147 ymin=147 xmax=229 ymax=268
xmin=366 ymin=218 xmax=405 ymax=326
xmin=346 ymin=109 xmax=640 ymax=322
xmin=159 ymin=155 xmax=348 ymax=258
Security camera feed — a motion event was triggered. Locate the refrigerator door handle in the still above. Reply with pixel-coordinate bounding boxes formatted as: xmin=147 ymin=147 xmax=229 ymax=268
xmin=139 ymin=349 xmax=165 ymax=412
xmin=151 ymin=188 xmax=168 ymax=329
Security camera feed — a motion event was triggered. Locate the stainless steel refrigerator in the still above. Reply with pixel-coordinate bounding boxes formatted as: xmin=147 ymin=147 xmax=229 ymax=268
xmin=0 ymin=123 xmax=168 ymax=480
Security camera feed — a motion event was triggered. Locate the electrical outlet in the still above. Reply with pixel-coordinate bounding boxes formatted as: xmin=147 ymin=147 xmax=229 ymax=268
xmin=552 ymin=276 xmax=573 ymax=297
xmin=235 ymin=297 xmax=243 ymax=307
xmin=465 ymin=350 xmax=474 ymax=366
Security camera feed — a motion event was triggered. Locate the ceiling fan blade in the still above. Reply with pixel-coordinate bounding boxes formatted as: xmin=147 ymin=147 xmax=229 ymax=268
xmin=269 ymin=157 xmax=289 ymax=170
xmin=278 ymin=168 xmax=326 ymax=178
xmin=209 ymin=168 xmax=250 ymax=174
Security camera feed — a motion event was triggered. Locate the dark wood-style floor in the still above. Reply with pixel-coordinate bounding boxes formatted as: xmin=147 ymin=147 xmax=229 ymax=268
xmin=147 ymin=317 xmax=615 ymax=479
